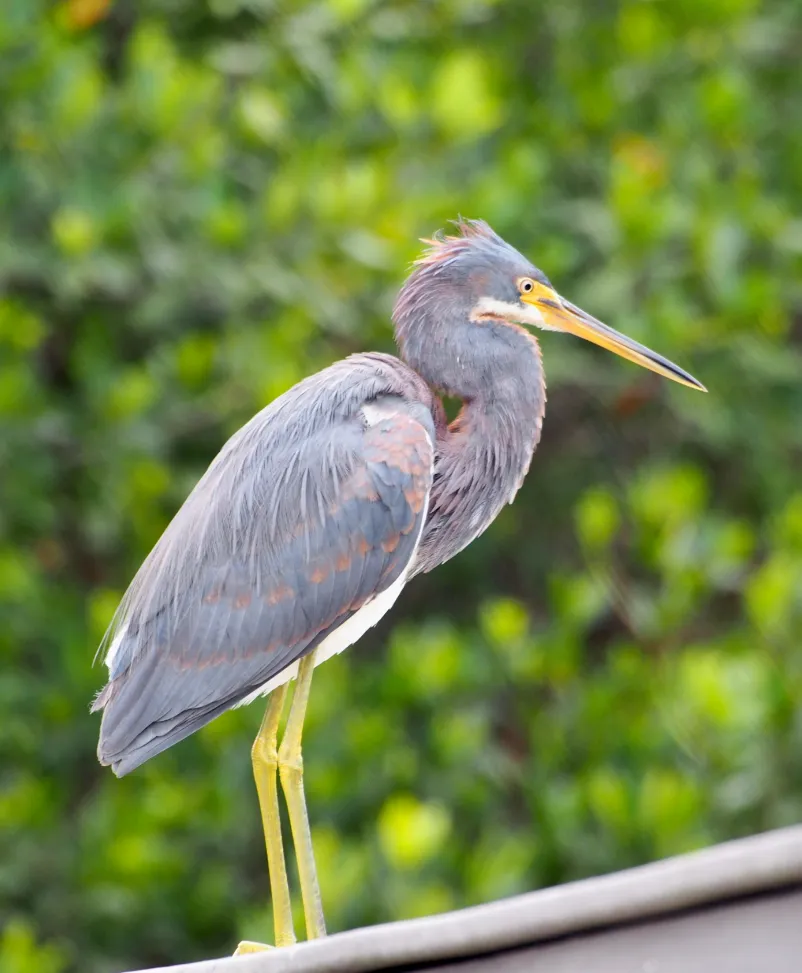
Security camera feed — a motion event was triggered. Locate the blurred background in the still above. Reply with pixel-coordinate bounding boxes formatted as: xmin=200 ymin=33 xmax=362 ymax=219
xmin=1 ymin=0 xmax=801 ymax=970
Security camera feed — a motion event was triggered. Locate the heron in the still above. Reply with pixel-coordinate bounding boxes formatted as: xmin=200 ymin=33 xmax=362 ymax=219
xmin=93 ymin=219 xmax=705 ymax=952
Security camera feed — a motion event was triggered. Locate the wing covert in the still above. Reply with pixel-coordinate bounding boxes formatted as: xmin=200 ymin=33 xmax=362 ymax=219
xmin=94 ymin=381 xmax=434 ymax=776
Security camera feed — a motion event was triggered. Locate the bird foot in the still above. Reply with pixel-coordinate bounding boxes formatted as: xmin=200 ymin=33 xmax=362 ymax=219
xmin=233 ymin=941 xmax=275 ymax=955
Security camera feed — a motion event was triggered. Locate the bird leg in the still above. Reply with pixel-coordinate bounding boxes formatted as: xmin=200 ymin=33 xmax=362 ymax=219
xmin=235 ymin=682 xmax=295 ymax=954
xmin=278 ymin=650 xmax=327 ymax=941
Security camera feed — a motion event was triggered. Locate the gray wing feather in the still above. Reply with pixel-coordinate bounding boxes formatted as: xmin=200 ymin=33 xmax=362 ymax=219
xmin=93 ymin=354 xmax=435 ymax=776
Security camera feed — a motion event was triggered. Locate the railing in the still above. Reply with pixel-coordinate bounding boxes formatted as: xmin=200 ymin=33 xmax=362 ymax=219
xmin=132 ymin=825 xmax=802 ymax=973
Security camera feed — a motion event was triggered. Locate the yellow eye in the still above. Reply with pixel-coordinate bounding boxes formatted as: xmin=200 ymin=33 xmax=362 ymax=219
xmin=519 ymin=278 xmax=535 ymax=294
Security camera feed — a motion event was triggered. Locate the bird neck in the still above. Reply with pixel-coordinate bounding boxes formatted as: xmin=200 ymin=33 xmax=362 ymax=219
xmin=410 ymin=320 xmax=547 ymax=575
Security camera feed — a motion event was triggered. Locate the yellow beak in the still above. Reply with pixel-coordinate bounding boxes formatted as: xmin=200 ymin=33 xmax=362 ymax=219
xmin=521 ymin=282 xmax=706 ymax=392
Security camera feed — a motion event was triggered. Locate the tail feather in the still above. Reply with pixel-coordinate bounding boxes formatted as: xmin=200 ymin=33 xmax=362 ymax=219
xmin=95 ymin=684 xmax=259 ymax=776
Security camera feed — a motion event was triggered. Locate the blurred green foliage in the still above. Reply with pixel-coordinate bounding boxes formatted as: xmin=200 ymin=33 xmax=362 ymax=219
xmin=1 ymin=0 xmax=801 ymax=970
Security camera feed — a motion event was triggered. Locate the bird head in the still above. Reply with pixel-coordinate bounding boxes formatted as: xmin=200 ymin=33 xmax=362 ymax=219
xmin=394 ymin=219 xmax=705 ymax=393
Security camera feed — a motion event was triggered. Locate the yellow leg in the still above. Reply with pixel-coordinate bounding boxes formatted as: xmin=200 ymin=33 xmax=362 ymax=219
xmin=235 ymin=683 xmax=295 ymax=954
xmin=278 ymin=651 xmax=327 ymax=940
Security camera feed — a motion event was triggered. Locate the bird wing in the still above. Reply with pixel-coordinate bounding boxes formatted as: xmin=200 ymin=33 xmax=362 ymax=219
xmin=94 ymin=363 xmax=434 ymax=776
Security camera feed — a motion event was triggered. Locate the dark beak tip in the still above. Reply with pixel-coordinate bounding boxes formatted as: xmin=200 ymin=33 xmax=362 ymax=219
xmin=682 ymin=373 xmax=707 ymax=393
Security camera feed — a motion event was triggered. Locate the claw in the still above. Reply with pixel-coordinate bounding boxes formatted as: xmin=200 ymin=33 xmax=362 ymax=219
xmin=234 ymin=941 xmax=274 ymax=955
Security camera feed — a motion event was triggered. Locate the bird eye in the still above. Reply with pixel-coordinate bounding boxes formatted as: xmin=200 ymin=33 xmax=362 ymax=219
xmin=519 ymin=278 xmax=535 ymax=294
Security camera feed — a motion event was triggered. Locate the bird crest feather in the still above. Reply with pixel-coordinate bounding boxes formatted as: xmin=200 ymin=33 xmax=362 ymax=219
xmin=414 ymin=218 xmax=505 ymax=267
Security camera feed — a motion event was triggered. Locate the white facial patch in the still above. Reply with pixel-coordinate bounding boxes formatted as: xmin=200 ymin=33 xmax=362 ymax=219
xmin=470 ymin=296 xmax=557 ymax=330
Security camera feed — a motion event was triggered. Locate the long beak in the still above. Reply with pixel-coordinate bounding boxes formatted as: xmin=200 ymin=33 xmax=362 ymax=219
xmin=522 ymin=284 xmax=706 ymax=392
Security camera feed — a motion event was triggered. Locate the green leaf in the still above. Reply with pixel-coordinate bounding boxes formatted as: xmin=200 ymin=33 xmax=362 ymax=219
xmin=430 ymin=51 xmax=503 ymax=140
xmin=377 ymin=794 xmax=452 ymax=870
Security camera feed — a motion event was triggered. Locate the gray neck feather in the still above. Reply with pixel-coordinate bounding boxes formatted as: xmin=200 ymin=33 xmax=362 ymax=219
xmin=393 ymin=276 xmax=546 ymax=575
